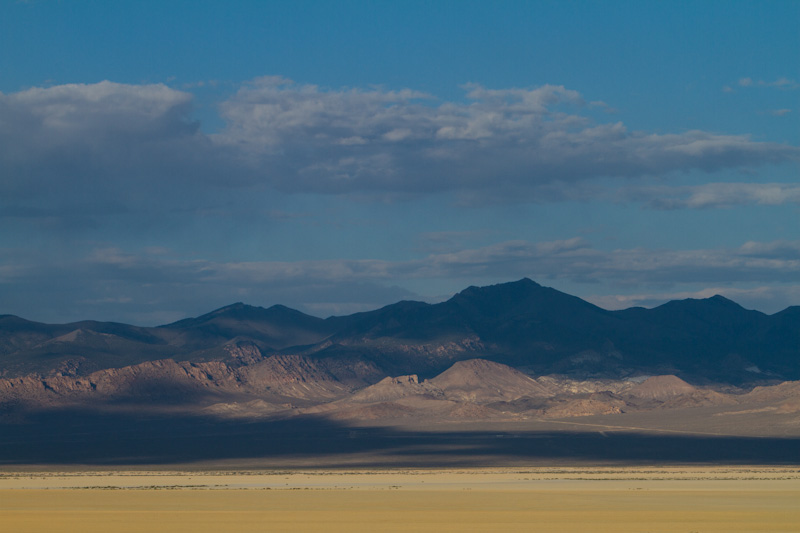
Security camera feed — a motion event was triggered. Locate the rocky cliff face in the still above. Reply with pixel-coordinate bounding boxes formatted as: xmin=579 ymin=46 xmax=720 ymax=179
xmin=2 ymin=352 xmax=799 ymax=426
xmin=0 ymin=352 xmax=381 ymax=409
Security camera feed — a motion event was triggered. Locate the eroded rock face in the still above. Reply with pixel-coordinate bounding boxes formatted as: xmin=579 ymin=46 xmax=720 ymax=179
xmin=347 ymin=374 xmax=437 ymax=403
xmin=0 ymin=359 xmax=236 ymax=407
xmin=3 ymin=354 xmax=799 ymax=426
xmin=0 ymin=353 xmax=379 ymax=408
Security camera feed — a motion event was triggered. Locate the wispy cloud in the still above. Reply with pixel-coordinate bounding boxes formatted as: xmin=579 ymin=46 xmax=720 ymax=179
xmin=9 ymin=238 xmax=800 ymax=289
xmin=768 ymin=108 xmax=792 ymax=117
xmin=3 ymin=238 xmax=799 ymax=323
xmin=738 ymin=77 xmax=799 ymax=90
xmin=624 ymin=182 xmax=800 ymax=209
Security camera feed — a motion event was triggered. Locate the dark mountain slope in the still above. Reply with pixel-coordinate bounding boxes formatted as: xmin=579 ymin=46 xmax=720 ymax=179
xmin=0 ymin=315 xmax=178 ymax=377
xmin=313 ymin=279 xmax=631 ymax=376
xmin=159 ymin=302 xmax=334 ymax=351
xmin=324 ymin=300 xmax=446 ymax=341
xmin=1 ymin=279 xmax=798 ymax=383
xmin=442 ymin=279 xmax=629 ymax=365
xmin=0 ymin=315 xmax=72 ymax=356
xmin=750 ymin=305 xmax=800 ymax=375
xmin=611 ymin=297 xmax=782 ymax=380
xmin=0 ymin=303 xmax=342 ymax=378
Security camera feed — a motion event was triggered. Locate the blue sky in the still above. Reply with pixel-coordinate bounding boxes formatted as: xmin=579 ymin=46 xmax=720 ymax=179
xmin=1 ymin=0 xmax=798 ymax=325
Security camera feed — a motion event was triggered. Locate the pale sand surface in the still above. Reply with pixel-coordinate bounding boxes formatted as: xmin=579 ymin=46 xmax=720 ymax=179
xmin=1 ymin=468 xmax=799 ymax=532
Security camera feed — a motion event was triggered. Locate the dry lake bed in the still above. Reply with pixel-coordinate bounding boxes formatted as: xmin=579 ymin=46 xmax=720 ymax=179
xmin=1 ymin=467 xmax=799 ymax=532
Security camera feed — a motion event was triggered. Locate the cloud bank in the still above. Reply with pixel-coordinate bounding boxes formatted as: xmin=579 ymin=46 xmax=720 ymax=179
xmin=2 ymin=78 xmax=798 ymax=214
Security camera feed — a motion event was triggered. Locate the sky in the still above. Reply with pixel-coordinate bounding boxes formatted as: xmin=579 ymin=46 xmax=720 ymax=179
xmin=1 ymin=0 xmax=799 ymax=325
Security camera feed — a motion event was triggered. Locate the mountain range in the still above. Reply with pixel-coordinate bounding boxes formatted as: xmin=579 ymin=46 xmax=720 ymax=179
xmin=2 ymin=278 xmax=800 ymax=465
xmin=2 ymin=278 xmax=797 ymax=384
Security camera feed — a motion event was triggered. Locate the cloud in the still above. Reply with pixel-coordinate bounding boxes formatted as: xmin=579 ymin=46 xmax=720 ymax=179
xmin=738 ymin=77 xmax=799 ymax=90
xmin=627 ymin=182 xmax=800 ymax=209
xmin=737 ymin=240 xmax=800 ymax=260
xmin=768 ymin=108 xmax=792 ymax=117
xmin=5 ymin=79 xmax=796 ymax=219
xmin=8 ymin=238 xmax=800 ymax=291
xmin=3 ymin=238 xmax=799 ymax=323
xmin=415 ymin=231 xmax=492 ymax=254
xmin=0 ymin=81 xmax=238 ymax=218
xmin=213 ymin=78 xmax=798 ymax=200
xmin=406 ymin=239 xmax=800 ymax=285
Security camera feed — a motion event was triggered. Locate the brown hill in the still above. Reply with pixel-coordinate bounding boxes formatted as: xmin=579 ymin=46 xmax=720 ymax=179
xmin=427 ymin=358 xmax=554 ymax=403
xmin=623 ymin=375 xmax=738 ymax=409
xmin=745 ymin=380 xmax=800 ymax=403
xmin=348 ymin=374 xmax=440 ymax=403
xmin=627 ymin=375 xmax=697 ymax=401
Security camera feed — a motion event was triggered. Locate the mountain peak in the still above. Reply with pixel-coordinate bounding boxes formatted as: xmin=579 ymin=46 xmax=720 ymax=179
xmin=707 ymin=294 xmax=743 ymax=307
xmin=656 ymin=294 xmax=751 ymax=314
xmin=198 ymin=302 xmax=265 ymax=319
xmin=451 ymin=278 xmax=542 ymax=301
xmin=214 ymin=302 xmax=250 ymax=312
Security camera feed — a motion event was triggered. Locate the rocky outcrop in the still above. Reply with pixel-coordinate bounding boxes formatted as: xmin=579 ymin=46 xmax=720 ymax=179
xmin=0 ymin=353 xmax=381 ymax=408
xmin=543 ymin=392 xmax=627 ymax=418
xmin=349 ymin=375 xmax=440 ymax=403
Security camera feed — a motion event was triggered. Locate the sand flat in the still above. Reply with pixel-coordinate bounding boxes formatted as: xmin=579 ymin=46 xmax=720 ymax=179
xmin=2 ymin=466 xmax=800 ymax=489
xmin=1 ymin=468 xmax=799 ymax=532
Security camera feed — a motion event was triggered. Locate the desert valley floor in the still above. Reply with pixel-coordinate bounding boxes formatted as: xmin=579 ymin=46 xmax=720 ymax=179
xmin=2 ymin=467 xmax=799 ymax=532
xmin=2 ymin=408 xmax=799 ymax=532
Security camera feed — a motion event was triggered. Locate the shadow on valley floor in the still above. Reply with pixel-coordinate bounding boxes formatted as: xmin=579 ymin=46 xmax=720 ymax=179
xmin=1 ymin=407 xmax=798 ymax=467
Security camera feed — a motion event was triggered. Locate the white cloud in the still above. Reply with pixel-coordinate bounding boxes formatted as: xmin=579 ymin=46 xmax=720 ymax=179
xmin=629 ymin=182 xmax=800 ymax=209
xmin=2 ymin=79 xmax=798 ymax=210
xmin=10 ymin=81 xmax=192 ymax=130
xmin=737 ymin=240 xmax=800 ymax=260
xmin=737 ymin=77 xmax=799 ymax=90
xmin=212 ymin=78 xmax=799 ymax=198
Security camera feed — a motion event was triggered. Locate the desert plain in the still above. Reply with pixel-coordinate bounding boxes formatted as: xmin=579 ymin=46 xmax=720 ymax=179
xmin=1 ymin=466 xmax=799 ymax=532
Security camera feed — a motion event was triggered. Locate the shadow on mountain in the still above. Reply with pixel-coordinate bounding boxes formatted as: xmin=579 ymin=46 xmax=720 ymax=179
xmin=1 ymin=407 xmax=798 ymax=467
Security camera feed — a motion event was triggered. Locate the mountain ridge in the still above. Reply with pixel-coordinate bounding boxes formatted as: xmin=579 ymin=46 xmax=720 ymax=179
xmin=1 ymin=279 xmax=797 ymax=384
